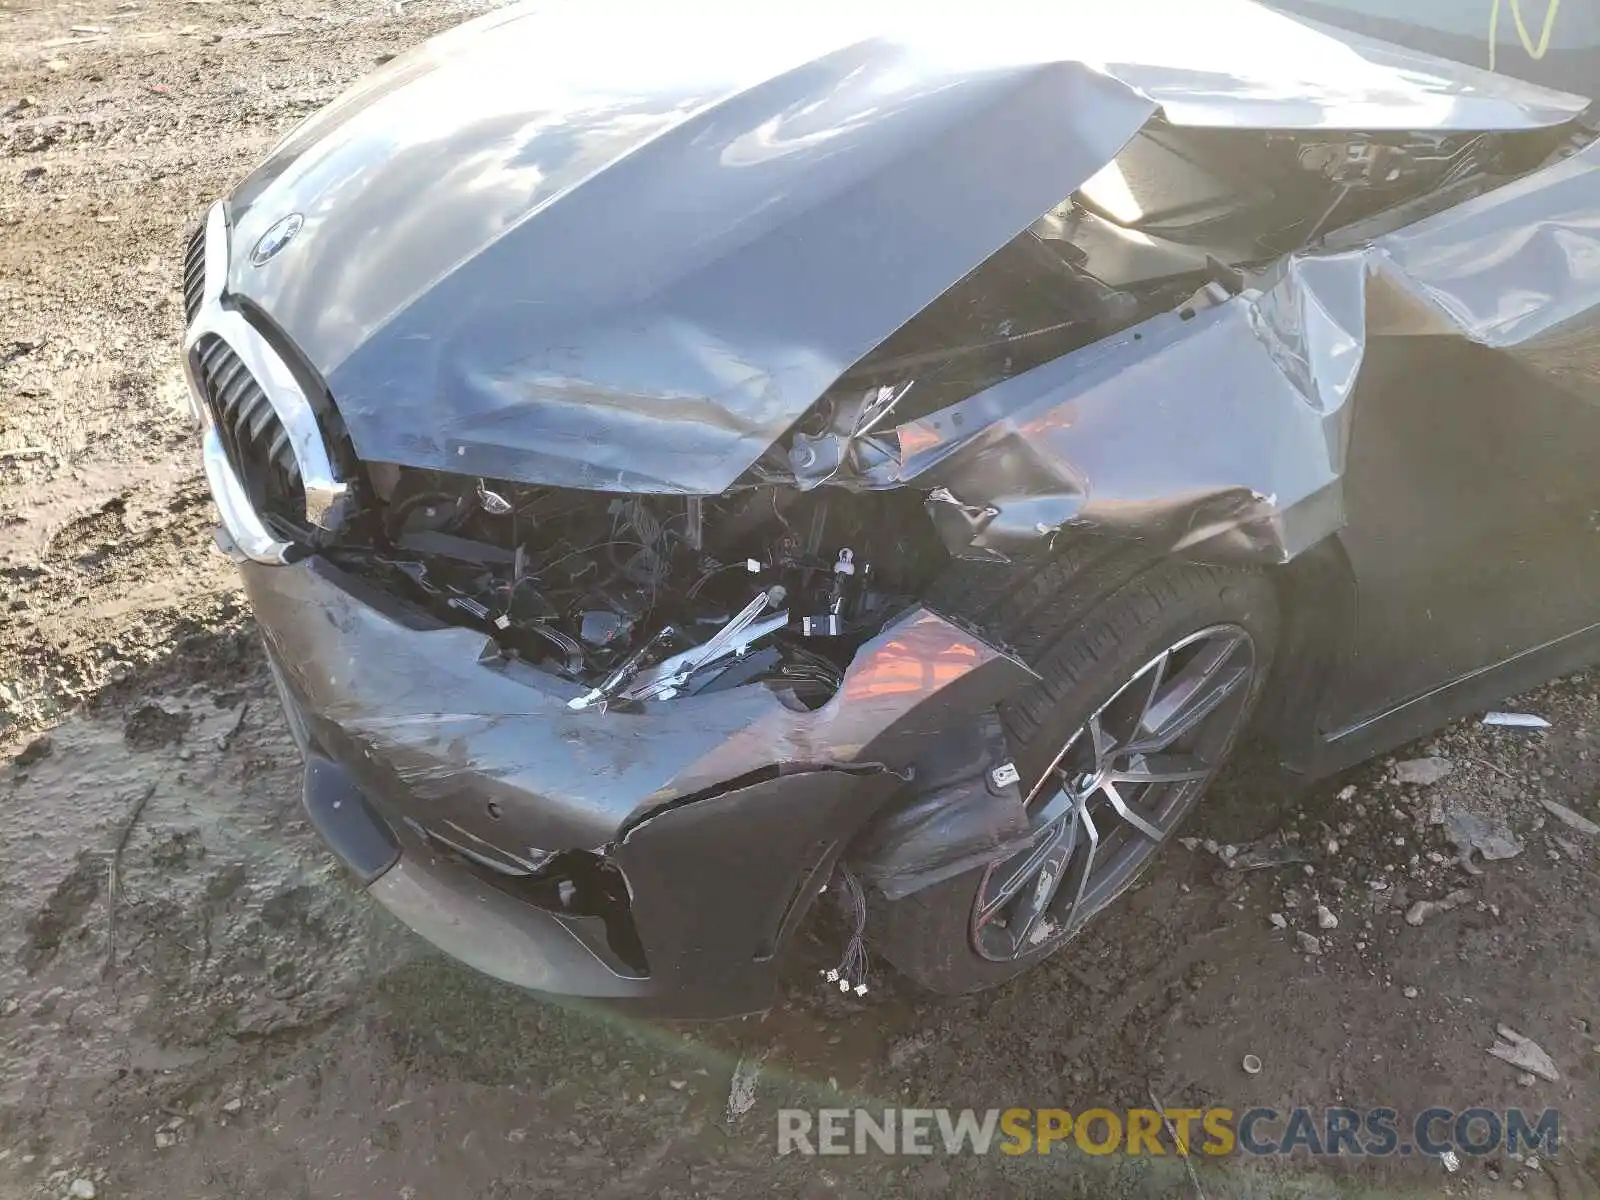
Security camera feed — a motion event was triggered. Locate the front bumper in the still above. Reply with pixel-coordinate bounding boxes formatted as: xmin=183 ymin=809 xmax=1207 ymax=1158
xmin=247 ymin=556 xmax=1031 ymax=1016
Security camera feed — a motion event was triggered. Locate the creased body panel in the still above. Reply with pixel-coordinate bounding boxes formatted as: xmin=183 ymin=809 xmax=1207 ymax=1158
xmin=246 ymin=557 xmax=1034 ymax=854
xmin=895 ymin=134 xmax=1600 ymax=567
xmin=324 ymin=60 xmax=1152 ymax=493
xmin=222 ymin=0 xmax=1587 ymax=494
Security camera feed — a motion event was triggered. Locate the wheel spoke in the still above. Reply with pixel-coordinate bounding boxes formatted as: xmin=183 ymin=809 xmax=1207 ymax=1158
xmin=1099 ymin=780 xmax=1166 ymax=840
xmin=1128 ymin=649 xmax=1170 ymax=739
xmin=1006 ymin=815 xmax=1079 ymax=950
xmin=1087 ymin=712 xmax=1114 ymax=760
xmin=1021 ymin=728 xmax=1086 ymax=809
xmin=974 ymin=793 xmax=1073 ymax=928
xmin=1128 ymin=635 xmax=1249 ymax=754
xmin=1057 ymin=791 xmax=1101 ymax=935
xmin=1110 ymin=751 xmax=1211 ymax=786
xmin=972 ymin=623 xmax=1257 ymax=964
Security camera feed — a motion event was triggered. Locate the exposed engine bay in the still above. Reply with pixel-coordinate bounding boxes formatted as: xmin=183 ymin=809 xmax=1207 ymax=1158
xmin=327 ymin=469 xmax=949 ymax=708
xmin=317 ymin=125 xmax=1565 ymax=703
xmin=775 ymin=124 xmax=1547 ymax=490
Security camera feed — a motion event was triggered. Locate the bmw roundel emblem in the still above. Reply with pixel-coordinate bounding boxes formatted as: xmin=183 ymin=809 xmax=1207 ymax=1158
xmin=250 ymin=213 xmax=304 ymax=265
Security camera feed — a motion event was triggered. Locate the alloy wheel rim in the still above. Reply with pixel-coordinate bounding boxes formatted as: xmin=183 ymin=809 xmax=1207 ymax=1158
xmin=972 ymin=623 xmax=1258 ymax=962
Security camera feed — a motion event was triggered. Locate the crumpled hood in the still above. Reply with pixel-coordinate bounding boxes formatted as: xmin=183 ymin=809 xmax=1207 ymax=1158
xmin=225 ymin=0 xmax=1588 ymax=493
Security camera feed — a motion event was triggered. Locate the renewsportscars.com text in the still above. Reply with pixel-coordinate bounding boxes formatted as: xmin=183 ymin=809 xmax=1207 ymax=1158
xmin=776 ymin=1106 xmax=1558 ymax=1158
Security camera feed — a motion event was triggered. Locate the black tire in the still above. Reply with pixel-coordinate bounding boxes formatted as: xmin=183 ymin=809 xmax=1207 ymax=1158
xmin=872 ymin=554 xmax=1278 ymax=995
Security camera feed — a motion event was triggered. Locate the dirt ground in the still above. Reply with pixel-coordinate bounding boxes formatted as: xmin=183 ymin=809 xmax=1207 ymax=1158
xmin=4 ymin=2 xmax=1600 ymax=1197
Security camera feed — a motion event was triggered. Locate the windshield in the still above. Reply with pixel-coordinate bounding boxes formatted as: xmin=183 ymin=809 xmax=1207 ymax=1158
xmin=1263 ymin=0 xmax=1600 ymax=98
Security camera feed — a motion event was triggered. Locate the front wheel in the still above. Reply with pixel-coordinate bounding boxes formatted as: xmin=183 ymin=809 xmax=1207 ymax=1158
xmin=872 ymin=559 xmax=1278 ymax=995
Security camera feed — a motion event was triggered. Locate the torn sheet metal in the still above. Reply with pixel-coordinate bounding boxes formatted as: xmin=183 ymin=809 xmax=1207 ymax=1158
xmin=878 ymin=133 xmax=1600 ymax=566
xmin=222 ymin=0 xmax=1587 ymax=495
xmin=245 ymin=554 xmax=1035 ymax=854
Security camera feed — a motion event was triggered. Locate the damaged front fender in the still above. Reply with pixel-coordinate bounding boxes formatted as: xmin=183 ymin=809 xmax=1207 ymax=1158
xmin=869 ymin=133 xmax=1600 ymax=567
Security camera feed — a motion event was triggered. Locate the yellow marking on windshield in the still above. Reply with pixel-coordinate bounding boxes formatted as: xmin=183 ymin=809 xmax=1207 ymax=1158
xmin=1489 ymin=0 xmax=1562 ymax=71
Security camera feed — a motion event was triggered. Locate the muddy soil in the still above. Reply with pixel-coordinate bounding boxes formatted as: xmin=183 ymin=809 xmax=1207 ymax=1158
xmin=4 ymin=2 xmax=1600 ymax=1197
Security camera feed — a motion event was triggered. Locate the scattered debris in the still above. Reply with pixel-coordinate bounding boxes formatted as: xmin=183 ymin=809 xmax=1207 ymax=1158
xmin=220 ymin=1097 xmax=243 ymax=1115
xmin=1518 ymin=1073 xmax=1537 ymax=1087
xmin=104 ymin=782 xmax=157 ymax=975
xmin=1394 ymin=756 xmax=1455 ymax=786
xmin=13 ymin=734 xmax=53 ymax=768
xmin=1441 ymin=1149 xmax=1461 ymax=1173
xmin=1149 ymin=1088 xmax=1208 ymax=1200
xmin=1404 ymin=889 xmax=1474 ymax=927
xmin=215 ymin=701 xmax=251 ymax=751
xmin=1488 ymin=1026 xmax=1560 ymax=1082
xmin=1433 ymin=802 xmax=1522 ymax=870
xmin=1336 ymin=784 xmax=1357 ymax=801
xmin=1482 ymin=712 xmax=1551 ymax=729
xmin=1242 ymin=1054 xmax=1262 ymax=1075
xmin=1315 ymin=905 xmax=1338 ymax=931
xmin=1296 ymin=932 xmax=1323 ymax=956
xmin=1219 ymin=833 xmax=1306 ymax=871
xmin=1183 ymin=835 xmax=1306 ymax=871
xmin=724 ymin=1055 xmax=764 ymax=1123
xmin=123 ymin=702 xmax=191 ymax=749
xmin=1539 ymin=799 xmax=1600 ymax=837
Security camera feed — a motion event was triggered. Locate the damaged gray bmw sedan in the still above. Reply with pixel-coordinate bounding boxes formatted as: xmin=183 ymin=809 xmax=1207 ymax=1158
xmin=179 ymin=0 xmax=1600 ymax=1015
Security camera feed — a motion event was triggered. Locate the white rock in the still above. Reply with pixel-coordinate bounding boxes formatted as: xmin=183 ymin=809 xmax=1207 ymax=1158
xmin=1295 ymin=932 xmax=1322 ymax=955
xmin=1539 ymin=799 xmax=1600 ymax=837
xmin=1403 ymin=986 xmax=1419 ymax=999
xmin=1316 ymin=905 xmax=1339 ymax=930
xmin=1488 ymin=1026 xmax=1561 ymax=1082
xmin=1394 ymin=757 xmax=1454 ymax=786
xmin=68 ymin=1181 xmax=97 ymax=1200
xmin=1482 ymin=712 xmax=1550 ymax=729
xmin=725 ymin=1055 xmax=763 ymax=1121
xmin=1269 ymin=912 xmax=1288 ymax=930
xmin=1405 ymin=889 xmax=1473 ymax=926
